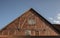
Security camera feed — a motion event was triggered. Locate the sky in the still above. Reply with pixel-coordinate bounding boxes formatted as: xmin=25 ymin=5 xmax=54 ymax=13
xmin=0 ymin=0 xmax=60 ymax=29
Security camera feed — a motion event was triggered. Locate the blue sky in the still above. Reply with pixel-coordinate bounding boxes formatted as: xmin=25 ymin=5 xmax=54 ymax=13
xmin=0 ymin=0 xmax=60 ymax=29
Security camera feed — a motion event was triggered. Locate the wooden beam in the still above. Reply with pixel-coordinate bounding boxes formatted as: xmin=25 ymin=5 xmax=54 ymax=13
xmin=21 ymin=18 xmax=27 ymax=29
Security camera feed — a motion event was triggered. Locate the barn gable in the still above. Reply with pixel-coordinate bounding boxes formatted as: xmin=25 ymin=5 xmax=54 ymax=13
xmin=0 ymin=8 xmax=59 ymax=36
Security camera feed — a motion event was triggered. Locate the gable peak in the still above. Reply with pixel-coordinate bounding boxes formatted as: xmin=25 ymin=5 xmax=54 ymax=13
xmin=28 ymin=8 xmax=36 ymax=11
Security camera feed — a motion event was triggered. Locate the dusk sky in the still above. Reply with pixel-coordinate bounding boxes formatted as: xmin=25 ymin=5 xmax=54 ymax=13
xmin=0 ymin=0 xmax=60 ymax=29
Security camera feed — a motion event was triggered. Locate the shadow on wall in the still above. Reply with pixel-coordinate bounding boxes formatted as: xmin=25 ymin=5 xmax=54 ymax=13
xmin=8 ymin=36 xmax=60 ymax=38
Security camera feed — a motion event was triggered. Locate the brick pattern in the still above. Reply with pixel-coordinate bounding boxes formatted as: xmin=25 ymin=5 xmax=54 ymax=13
xmin=0 ymin=9 xmax=59 ymax=38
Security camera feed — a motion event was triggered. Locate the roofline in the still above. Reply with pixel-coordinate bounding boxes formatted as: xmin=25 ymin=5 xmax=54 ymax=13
xmin=0 ymin=8 xmax=60 ymax=34
xmin=30 ymin=8 xmax=60 ymax=34
xmin=0 ymin=8 xmax=33 ymax=31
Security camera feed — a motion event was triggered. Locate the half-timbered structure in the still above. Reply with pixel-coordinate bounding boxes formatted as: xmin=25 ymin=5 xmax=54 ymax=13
xmin=0 ymin=8 xmax=60 ymax=38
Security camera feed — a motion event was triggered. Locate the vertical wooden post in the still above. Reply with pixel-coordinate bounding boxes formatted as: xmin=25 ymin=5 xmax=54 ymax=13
xmin=8 ymin=31 xmax=9 ymax=35
xmin=2 ymin=31 xmax=3 ymax=35
xmin=18 ymin=17 xmax=20 ymax=29
xmin=14 ymin=30 xmax=16 ymax=35
xmin=33 ymin=31 xmax=35 ymax=36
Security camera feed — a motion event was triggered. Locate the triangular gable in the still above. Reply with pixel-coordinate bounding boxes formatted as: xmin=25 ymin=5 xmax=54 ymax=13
xmin=0 ymin=8 xmax=59 ymax=36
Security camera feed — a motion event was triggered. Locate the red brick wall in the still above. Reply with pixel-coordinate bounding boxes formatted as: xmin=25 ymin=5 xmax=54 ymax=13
xmin=0 ymin=9 xmax=59 ymax=38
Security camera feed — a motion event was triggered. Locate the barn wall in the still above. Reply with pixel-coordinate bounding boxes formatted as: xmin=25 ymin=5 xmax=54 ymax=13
xmin=0 ymin=9 xmax=59 ymax=38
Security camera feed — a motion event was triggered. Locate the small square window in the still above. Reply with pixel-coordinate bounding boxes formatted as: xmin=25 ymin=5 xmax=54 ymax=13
xmin=25 ymin=30 xmax=31 ymax=36
xmin=28 ymin=19 xmax=36 ymax=25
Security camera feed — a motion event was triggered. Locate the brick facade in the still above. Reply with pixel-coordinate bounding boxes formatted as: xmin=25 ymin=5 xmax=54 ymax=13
xmin=0 ymin=8 xmax=59 ymax=38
